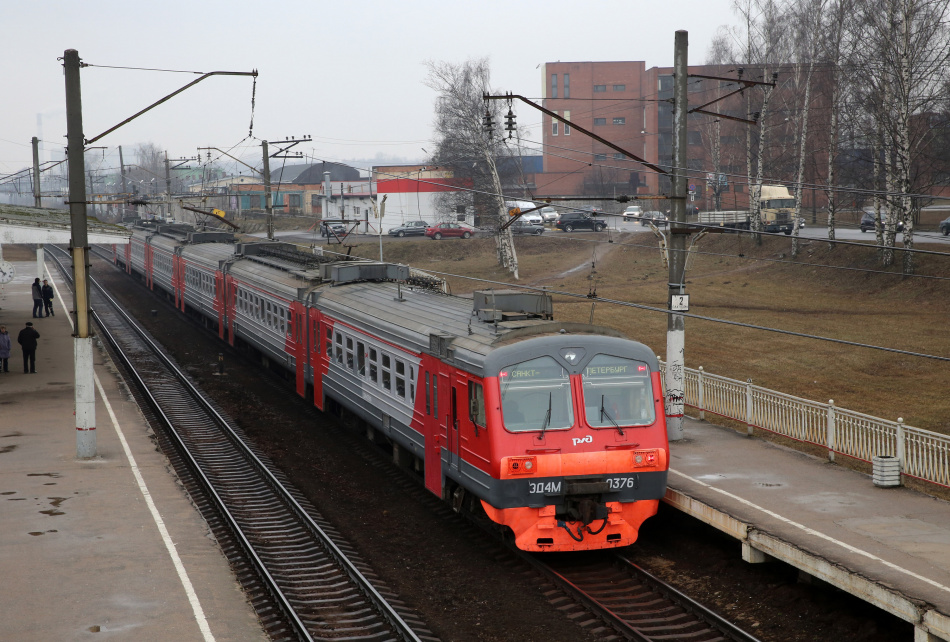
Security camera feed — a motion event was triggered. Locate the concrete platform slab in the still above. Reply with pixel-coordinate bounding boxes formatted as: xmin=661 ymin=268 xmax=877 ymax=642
xmin=0 ymin=249 xmax=266 ymax=642
xmin=670 ymin=417 xmax=950 ymax=641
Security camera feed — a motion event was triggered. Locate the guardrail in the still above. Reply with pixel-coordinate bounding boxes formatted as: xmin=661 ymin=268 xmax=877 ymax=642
xmin=664 ymin=361 xmax=950 ymax=489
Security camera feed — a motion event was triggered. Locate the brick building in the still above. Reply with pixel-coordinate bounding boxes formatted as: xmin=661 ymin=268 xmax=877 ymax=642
xmin=539 ymin=61 xmax=827 ymax=213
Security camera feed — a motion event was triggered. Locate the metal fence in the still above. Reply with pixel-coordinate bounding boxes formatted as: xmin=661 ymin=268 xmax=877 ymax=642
xmin=665 ymin=362 xmax=950 ymax=489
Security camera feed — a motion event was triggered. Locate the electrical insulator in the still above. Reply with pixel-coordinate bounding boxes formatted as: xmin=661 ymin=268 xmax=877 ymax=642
xmin=504 ymin=108 xmax=516 ymax=138
xmin=482 ymin=109 xmax=495 ymax=135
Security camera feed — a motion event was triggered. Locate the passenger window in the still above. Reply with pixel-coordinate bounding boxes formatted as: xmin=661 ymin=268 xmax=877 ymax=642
xmin=325 ymin=327 xmax=332 ymax=356
xmin=395 ymin=360 xmax=405 ymax=398
xmin=346 ymin=337 xmax=354 ymax=370
xmin=357 ymin=342 xmax=366 ymax=375
xmin=334 ymin=332 xmax=343 ymax=364
xmin=425 ymin=372 xmax=430 ymax=414
xmin=382 ymin=354 xmax=391 ymax=391
xmin=369 ymin=348 xmax=378 ymax=383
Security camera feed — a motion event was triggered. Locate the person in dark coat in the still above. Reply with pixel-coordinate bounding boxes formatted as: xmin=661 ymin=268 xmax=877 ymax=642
xmin=0 ymin=325 xmax=11 ymax=373
xmin=17 ymin=321 xmax=40 ymax=374
xmin=41 ymin=279 xmax=55 ymax=317
xmin=31 ymin=278 xmax=43 ymax=318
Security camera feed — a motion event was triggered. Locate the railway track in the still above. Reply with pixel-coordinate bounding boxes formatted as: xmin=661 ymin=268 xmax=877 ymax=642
xmin=52 ymin=249 xmax=434 ymax=642
xmin=533 ymin=552 xmax=762 ymax=642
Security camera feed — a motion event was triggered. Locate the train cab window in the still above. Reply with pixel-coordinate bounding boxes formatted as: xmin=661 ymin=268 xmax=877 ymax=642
xmin=395 ymin=360 xmax=406 ymax=398
xmin=369 ymin=348 xmax=378 ymax=383
xmin=345 ymin=337 xmax=354 ymax=370
xmin=334 ymin=332 xmax=343 ymax=364
xmin=409 ymin=366 xmax=415 ymax=402
xmin=582 ymin=355 xmax=655 ymax=428
xmin=499 ymin=356 xmax=574 ymax=433
xmin=325 ymin=327 xmax=332 ymax=356
xmin=357 ymin=342 xmax=366 ymax=375
xmin=381 ymin=354 xmax=392 ymax=390
xmin=469 ymin=381 xmax=486 ymax=428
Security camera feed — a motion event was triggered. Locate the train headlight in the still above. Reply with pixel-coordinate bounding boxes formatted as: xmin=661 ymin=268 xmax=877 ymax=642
xmin=632 ymin=450 xmax=658 ymax=468
xmin=507 ymin=456 xmax=537 ymax=475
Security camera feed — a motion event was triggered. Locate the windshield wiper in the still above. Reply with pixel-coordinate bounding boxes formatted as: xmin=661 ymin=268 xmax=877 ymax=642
xmin=600 ymin=395 xmax=625 ymax=436
xmin=539 ymin=392 xmax=552 ymax=438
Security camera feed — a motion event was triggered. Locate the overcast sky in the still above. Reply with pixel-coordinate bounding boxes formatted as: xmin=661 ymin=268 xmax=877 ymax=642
xmin=2 ymin=1 xmax=740 ymax=180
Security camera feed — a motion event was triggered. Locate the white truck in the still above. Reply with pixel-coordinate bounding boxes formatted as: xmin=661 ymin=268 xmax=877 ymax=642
xmin=697 ymin=185 xmax=795 ymax=234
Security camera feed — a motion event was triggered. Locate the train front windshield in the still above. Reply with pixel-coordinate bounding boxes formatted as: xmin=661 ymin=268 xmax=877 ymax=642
xmin=499 ymin=356 xmax=574 ymax=432
xmin=582 ymin=355 xmax=655 ymax=427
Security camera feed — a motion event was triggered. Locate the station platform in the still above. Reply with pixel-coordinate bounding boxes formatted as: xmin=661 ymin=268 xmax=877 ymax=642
xmin=0 ymin=253 xmax=266 ymax=641
xmin=668 ymin=418 xmax=950 ymax=642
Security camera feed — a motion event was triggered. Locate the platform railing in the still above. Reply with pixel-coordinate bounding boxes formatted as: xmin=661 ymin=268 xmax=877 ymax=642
xmin=662 ymin=360 xmax=950 ymax=490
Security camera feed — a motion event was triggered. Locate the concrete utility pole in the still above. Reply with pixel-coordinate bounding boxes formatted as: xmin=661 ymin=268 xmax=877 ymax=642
xmin=323 ymin=170 xmax=331 ymax=226
xmin=119 ymin=145 xmax=128 ymax=219
xmin=64 ymin=48 xmax=96 ymax=459
xmin=666 ymin=30 xmax=689 ymax=442
xmin=262 ymin=140 xmax=273 ymax=240
xmin=32 ymin=137 xmax=41 ymax=208
xmin=164 ymin=151 xmax=172 ymax=221
xmin=33 ymin=136 xmax=46 ymax=280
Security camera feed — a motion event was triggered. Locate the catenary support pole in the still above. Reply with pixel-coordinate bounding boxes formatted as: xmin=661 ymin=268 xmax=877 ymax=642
xmin=64 ymin=48 xmax=96 ymax=458
xmin=119 ymin=145 xmax=127 ymax=219
xmin=164 ymin=151 xmax=172 ymax=221
xmin=34 ymin=133 xmax=46 ymax=270
xmin=32 ymin=137 xmax=41 ymax=208
xmin=666 ymin=30 xmax=689 ymax=442
xmin=263 ymin=141 xmax=273 ymax=240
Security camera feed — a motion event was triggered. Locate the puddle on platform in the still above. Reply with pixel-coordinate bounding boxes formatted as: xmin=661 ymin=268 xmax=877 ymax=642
xmin=47 ymin=381 xmax=70 ymax=386
xmin=1 ymin=491 xmax=16 ymax=495
xmin=28 ymin=530 xmax=58 ymax=537
xmin=39 ymin=509 xmax=64 ymax=516
xmin=0 ymin=432 xmax=22 ymax=438
xmin=48 ymin=497 xmax=69 ymax=508
xmin=43 ymin=483 xmax=56 ymax=486
xmin=0 ymin=445 xmax=17 ymax=454
xmin=27 ymin=473 xmax=61 ymax=478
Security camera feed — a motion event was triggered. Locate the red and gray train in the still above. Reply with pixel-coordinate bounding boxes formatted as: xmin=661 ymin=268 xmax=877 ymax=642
xmin=113 ymin=221 xmax=669 ymax=552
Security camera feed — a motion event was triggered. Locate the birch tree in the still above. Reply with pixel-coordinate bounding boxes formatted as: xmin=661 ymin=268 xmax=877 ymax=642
xmin=425 ymin=59 xmax=520 ymax=277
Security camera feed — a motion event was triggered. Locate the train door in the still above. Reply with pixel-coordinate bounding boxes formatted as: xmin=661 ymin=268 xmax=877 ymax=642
xmin=421 ymin=357 xmax=443 ymax=496
xmin=286 ymin=301 xmax=306 ymax=398
xmin=439 ymin=365 xmax=459 ymax=475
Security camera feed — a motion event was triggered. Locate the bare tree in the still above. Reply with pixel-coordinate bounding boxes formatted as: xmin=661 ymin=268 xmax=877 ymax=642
xmin=854 ymin=0 xmax=950 ymax=272
xmin=425 ymin=59 xmax=520 ymax=277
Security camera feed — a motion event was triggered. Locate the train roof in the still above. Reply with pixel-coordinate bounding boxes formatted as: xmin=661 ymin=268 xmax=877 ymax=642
xmin=314 ymin=280 xmax=629 ymax=376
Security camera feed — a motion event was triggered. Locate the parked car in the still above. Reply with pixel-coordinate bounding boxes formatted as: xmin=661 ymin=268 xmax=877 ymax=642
xmin=520 ymin=211 xmax=544 ymax=225
xmin=940 ymin=216 xmax=950 ymax=236
xmin=539 ymin=206 xmax=559 ymax=223
xmin=425 ymin=222 xmax=474 ymax=240
xmin=509 ymin=219 xmax=545 ymax=236
xmin=387 ymin=220 xmax=430 ymax=237
xmin=860 ymin=211 xmax=904 ymax=233
xmin=640 ymin=211 xmax=668 ymax=227
xmin=321 ymin=222 xmax=347 ymax=238
xmin=622 ymin=205 xmax=642 ymax=222
xmin=555 ymin=211 xmax=608 ymax=233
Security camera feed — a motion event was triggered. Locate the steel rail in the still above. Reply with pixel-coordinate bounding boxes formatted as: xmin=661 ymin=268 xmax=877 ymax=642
xmin=53 ymin=247 xmax=425 ymax=642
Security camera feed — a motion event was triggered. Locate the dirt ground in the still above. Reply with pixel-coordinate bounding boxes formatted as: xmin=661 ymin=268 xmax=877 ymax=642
xmin=59 ymin=240 xmax=910 ymax=642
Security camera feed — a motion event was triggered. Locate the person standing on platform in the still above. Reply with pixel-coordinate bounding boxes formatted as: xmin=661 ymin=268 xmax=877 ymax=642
xmin=31 ymin=278 xmax=43 ymax=318
xmin=41 ymin=279 xmax=55 ymax=317
xmin=17 ymin=321 xmax=40 ymax=374
xmin=0 ymin=325 xmax=11 ymax=373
